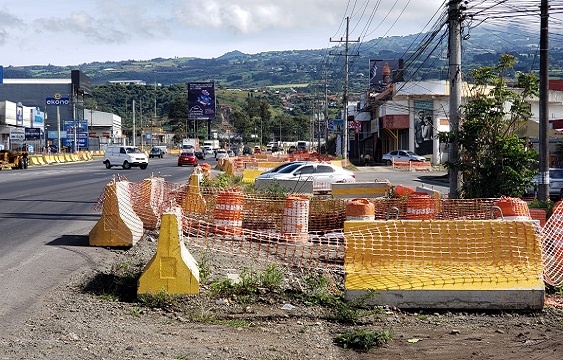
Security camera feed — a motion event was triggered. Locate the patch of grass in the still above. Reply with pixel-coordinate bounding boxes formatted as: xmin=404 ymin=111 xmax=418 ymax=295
xmin=333 ymin=328 xmax=393 ymax=352
xmin=185 ymin=304 xmax=217 ymax=324
xmin=222 ymin=319 xmax=252 ymax=327
xmin=130 ymin=306 xmax=142 ymax=317
xmin=259 ymin=264 xmax=284 ymax=291
xmin=209 ymin=265 xmax=284 ymax=301
xmin=138 ymin=288 xmax=179 ymax=309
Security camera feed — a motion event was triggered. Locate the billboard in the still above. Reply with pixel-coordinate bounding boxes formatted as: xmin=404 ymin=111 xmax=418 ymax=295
xmin=369 ymin=59 xmax=404 ymax=93
xmin=413 ymin=100 xmax=434 ymax=156
xmin=53 ymin=120 xmax=89 ymax=150
xmin=188 ymin=82 xmax=216 ymax=120
xmin=31 ymin=107 xmax=45 ymax=129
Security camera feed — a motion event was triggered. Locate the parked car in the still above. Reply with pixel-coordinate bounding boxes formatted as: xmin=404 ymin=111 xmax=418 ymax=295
xmin=254 ymin=146 xmax=262 ymax=154
xmin=288 ymin=145 xmax=297 ymax=154
xmin=215 ymin=149 xmax=229 ymax=160
xmin=177 ymin=151 xmax=198 ymax=166
xmin=259 ymin=161 xmax=306 ymax=176
xmin=528 ymin=168 xmax=563 ymax=200
xmin=103 ymin=145 xmax=148 ymax=170
xmin=149 ymin=147 xmax=164 ymax=158
xmin=256 ymin=161 xmax=356 ymax=183
xmin=243 ymin=146 xmax=252 ymax=155
xmin=194 ymin=149 xmax=205 ymax=160
xmin=381 ymin=150 xmax=427 ymax=165
xmin=227 ymin=149 xmax=235 ymax=157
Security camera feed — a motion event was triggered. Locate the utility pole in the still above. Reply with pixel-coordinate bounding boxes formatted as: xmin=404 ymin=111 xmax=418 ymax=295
xmin=448 ymin=0 xmax=462 ymax=198
xmin=132 ymin=99 xmax=136 ymax=147
xmin=331 ymin=17 xmax=359 ymax=163
xmin=325 ymin=69 xmax=329 ymax=155
xmin=538 ymin=0 xmax=550 ymax=201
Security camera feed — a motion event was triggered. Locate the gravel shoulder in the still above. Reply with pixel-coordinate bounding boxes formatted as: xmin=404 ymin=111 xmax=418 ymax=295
xmin=2 ymin=236 xmax=563 ymax=360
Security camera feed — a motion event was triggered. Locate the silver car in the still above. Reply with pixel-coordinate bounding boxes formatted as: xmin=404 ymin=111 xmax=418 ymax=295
xmin=529 ymin=168 xmax=563 ymax=200
xmin=256 ymin=162 xmax=355 ymax=183
xmin=381 ymin=150 xmax=427 ymax=165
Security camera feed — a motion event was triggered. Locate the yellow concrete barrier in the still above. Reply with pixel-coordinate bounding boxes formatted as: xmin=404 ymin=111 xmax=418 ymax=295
xmin=242 ymin=169 xmax=264 ymax=183
xmin=29 ymin=156 xmax=43 ymax=166
xmin=89 ymin=181 xmax=144 ymax=247
xmin=56 ymin=154 xmax=66 ymax=163
xmin=44 ymin=155 xmax=56 ymax=164
xmin=65 ymin=154 xmax=73 ymax=162
xmin=181 ymin=173 xmax=206 ymax=214
xmin=343 ymin=219 xmax=544 ymax=309
xmin=137 ymin=207 xmax=200 ymax=295
xmin=331 ymin=181 xmax=390 ymax=198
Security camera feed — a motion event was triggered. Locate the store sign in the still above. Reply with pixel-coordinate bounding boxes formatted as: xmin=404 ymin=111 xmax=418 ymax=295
xmin=10 ymin=127 xmax=25 ymax=143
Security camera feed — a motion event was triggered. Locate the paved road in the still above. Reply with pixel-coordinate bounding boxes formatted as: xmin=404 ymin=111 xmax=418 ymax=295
xmin=0 ymin=157 xmax=446 ymax=332
xmin=0 ymin=155 xmax=199 ymax=332
xmin=354 ymin=165 xmax=449 ymax=194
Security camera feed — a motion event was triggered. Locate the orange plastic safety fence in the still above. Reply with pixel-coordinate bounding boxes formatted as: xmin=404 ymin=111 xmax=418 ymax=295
xmin=92 ymin=176 xmax=553 ymax=283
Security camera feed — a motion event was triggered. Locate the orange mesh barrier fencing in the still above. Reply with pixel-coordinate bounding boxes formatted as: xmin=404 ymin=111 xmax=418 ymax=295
xmin=344 ymin=220 xmax=543 ymax=291
xmin=540 ymin=201 xmax=563 ymax=286
xmin=92 ymin=177 xmax=550 ymax=287
xmin=391 ymin=160 xmax=431 ymax=171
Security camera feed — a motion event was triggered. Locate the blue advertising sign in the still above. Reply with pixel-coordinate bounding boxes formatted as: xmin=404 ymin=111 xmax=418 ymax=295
xmin=0 ymin=65 xmax=3 ymax=84
xmin=188 ymin=82 xmax=216 ymax=120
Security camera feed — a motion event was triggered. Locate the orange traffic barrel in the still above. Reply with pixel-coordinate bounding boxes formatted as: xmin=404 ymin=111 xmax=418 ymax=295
xmin=282 ymin=194 xmax=310 ymax=242
xmin=213 ymin=190 xmax=244 ymax=236
xmin=493 ymin=196 xmax=530 ymax=220
xmin=406 ymin=192 xmax=436 ymax=220
xmin=394 ymin=184 xmax=415 ymax=197
xmin=346 ymin=198 xmax=375 ymax=221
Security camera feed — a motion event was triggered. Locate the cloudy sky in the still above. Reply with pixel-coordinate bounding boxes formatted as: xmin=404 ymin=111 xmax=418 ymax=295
xmin=0 ymin=0 xmax=446 ymax=66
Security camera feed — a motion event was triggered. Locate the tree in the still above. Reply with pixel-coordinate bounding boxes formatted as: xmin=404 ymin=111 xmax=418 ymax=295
xmin=443 ymin=54 xmax=539 ymax=198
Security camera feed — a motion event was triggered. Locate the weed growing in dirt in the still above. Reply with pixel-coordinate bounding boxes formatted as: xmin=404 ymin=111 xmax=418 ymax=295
xmin=139 ymin=288 xmax=179 ymax=309
xmin=197 ymin=250 xmax=212 ymax=284
xmin=209 ymin=265 xmax=283 ymax=299
xmin=185 ymin=304 xmax=217 ymax=323
xmin=130 ymin=306 xmax=142 ymax=317
xmin=333 ymin=328 xmax=393 ymax=352
xmin=259 ymin=264 xmax=284 ymax=290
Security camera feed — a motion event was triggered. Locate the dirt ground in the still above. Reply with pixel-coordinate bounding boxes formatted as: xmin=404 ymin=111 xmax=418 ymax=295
xmin=1 ymin=235 xmax=563 ymax=360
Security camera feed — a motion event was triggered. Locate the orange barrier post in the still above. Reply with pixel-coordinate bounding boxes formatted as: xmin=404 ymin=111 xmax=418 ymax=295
xmin=346 ymin=198 xmax=375 ymax=221
xmin=282 ymin=194 xmax=310 ymax=242
xmin=406 ymin=192 xmax=437 ymax=220
xmin=213 ymin=190 xmax=244 ymax=236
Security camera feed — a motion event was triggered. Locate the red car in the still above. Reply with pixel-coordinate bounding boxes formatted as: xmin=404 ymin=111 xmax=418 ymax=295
xmin=178 ymin=151 xmax=198 ymax=166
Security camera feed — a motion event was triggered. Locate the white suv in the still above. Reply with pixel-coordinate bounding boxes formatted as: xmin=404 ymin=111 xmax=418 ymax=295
xmin=103 ymin=146 xmax=148 ymax=170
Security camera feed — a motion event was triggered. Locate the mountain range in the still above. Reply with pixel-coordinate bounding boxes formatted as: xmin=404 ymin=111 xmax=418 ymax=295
xmin=3 ymin=27 xmax=563 ymax=94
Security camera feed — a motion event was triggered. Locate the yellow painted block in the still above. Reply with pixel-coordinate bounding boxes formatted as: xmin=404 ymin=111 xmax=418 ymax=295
xmin=343 ymin=220 xmax=543 ymax=291
xmin=89 ymin=181 xmax=144 ymax=247
xmin=242 ymin=169 xmax=263 ymax=183
xmin=331 ymin=182 xmax=390 ymax=198
xmin=181 ymin=174 xmax=206 ymax=213
xmin=29 ymin=156 xmax=41 ymax=166
xmin=138 ymin=209 xmax=200 ymax=295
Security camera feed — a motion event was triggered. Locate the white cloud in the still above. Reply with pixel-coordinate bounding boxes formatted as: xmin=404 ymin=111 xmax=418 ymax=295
xmin=0 ymin=0 xmax=446 ymax=66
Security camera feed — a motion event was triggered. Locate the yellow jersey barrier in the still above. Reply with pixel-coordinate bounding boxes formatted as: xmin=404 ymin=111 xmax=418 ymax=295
xmin=343 ymin=219 xmax=544 ymax=309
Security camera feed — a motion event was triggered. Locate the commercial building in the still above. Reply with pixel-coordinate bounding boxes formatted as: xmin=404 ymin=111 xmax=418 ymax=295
xmin=0 ymin=69 xmax=123 ymax=152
